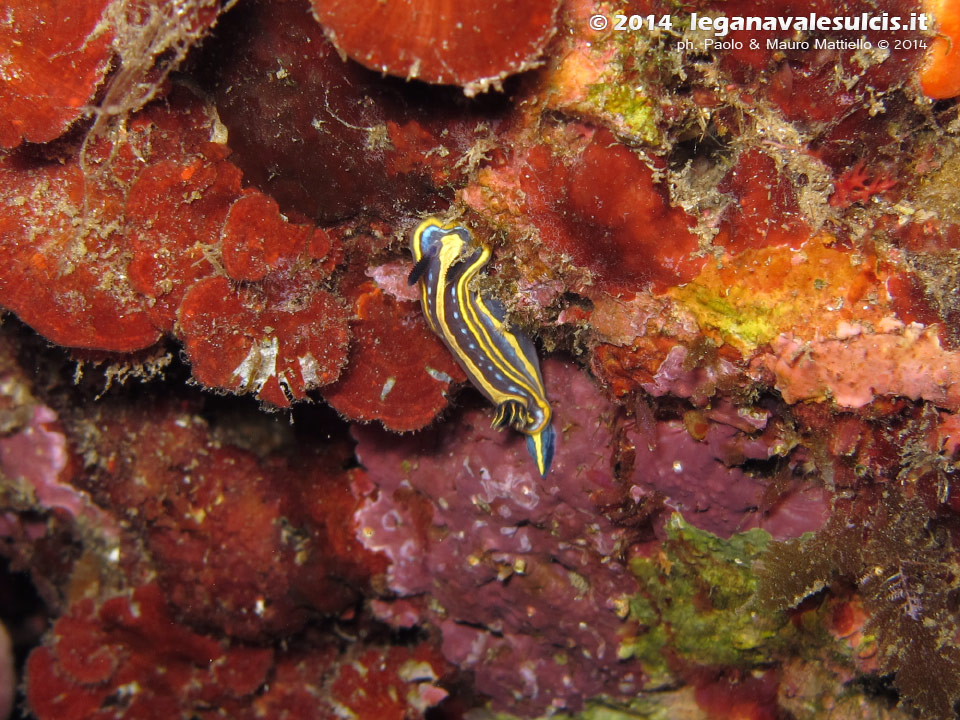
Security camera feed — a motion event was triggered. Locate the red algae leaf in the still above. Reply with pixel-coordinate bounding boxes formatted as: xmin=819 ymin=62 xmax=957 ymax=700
xmin=713 ymin=149 xmax=810 ymax=252
xmin=177 ymin=274 xmax=350 ymax=408
xmin=553 ymin=131 xmax=703 ymax=290
xmin=0 ymin=82 xmax=346 ymax=364
xmin=125 ymin=152 xmax=240 ymax=332
xmin=204 ymin=0 xmax=400 ymax=223
xmin=53 ymin=614 xmax=123 ymax=685
xmin=97 ymin=585 xmax=222 ymax=662
xmin=0 ymin=403 xmax=97 ymax=523
xmin=0 ymin=0 xmax=112 ymax=149
xmin=311 ymin=0 xmax=561 ymax=93
xmin=25 ymin=646 xmax=110 ymax=720
xmin=250 ymin=650 xmax=339 ymax=718
xmin=472 ymin=128 xmax=703 ymax=293
xmin=220 ymin=191 xmax=313 ymax=282
xmin=206 ymin=646 xmax=275 ymax=700
xmin=72 ymin=399 xmax=374 ymax=641
xmin=140 ymin=447 xmax=308 ymax=640
xmin=828 ymin=159 xmax=897 ymax=209
xmin=0 ymin=86 xmax=254 ymax=353
xmin=329 ymin=645 xmax=450 ymax=718
xmin=204 ymin=0 xmax=506 ymax=224
xmin=0 ymin=156 xmax=161 ymax=352
xmin=25 ymin=584 xmax=278 ymax=720
xmin=280 ymin=461 xmax=390 ymax=602
xmin=321 ymin=285 xmax=465 ymax=431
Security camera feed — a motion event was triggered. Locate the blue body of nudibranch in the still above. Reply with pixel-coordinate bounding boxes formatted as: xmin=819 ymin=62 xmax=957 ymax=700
xmin=409 ymin=218 xmax=556 ymax=476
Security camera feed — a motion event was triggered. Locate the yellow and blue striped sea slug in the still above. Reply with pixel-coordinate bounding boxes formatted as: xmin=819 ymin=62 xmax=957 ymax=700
xmin=409 ymin=218 xmax=556 ymax=476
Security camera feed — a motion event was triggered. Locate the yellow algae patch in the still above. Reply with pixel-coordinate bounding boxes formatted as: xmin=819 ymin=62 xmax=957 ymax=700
xmin=670 ymin=235 xmax=892 ymax=353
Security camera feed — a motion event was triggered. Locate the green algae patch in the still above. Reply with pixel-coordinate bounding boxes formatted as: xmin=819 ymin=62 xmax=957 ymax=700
xmin=618 ymin=514 xmax=787 ymax=682
xmin=543 ymin=9 xmax=668 ymax=148
xmin=671 ymin=282 xmax=780 ymax=350
xmin=585 ymin=82 xmax=660 ymax=146
xmin=492 ymin=687 xmax=708 ymax=720
xmin=489 ymin=513 xmax=924 ymax=719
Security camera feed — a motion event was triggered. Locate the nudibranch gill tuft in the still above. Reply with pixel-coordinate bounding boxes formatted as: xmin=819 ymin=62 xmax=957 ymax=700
xmin=409 ymin=218 xmax=556 ymax=476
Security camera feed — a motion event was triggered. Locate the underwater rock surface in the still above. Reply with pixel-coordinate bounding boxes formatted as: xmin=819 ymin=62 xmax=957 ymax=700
xmin=0 ymin=0 xmax=959 ymax=718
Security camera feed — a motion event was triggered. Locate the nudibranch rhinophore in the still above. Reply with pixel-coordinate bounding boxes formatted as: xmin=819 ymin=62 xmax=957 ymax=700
xmin=408 ymin=218 xmax=556 ymax=476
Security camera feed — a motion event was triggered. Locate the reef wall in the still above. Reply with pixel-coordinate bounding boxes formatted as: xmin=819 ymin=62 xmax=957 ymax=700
xmin=1 ymin=0 xmax=960 ymax=717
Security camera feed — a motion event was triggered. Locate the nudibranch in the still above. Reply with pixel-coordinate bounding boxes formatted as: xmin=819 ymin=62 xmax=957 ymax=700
xmin=409 ymin=218 xmax=556 ymax=476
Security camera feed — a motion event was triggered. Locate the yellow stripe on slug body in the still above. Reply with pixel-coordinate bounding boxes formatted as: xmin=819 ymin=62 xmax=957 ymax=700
xmin=526 ymin=426 xmax=555 ymax=478
xmin=454 ymin=246 xmax=544 ymax=408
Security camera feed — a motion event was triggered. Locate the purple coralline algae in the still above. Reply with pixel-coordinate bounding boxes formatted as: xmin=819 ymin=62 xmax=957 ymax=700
xmin=627 ymin=418 xmax=829 ymax=540
xmin=352 ymin=358 xmax=643 ymax=714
